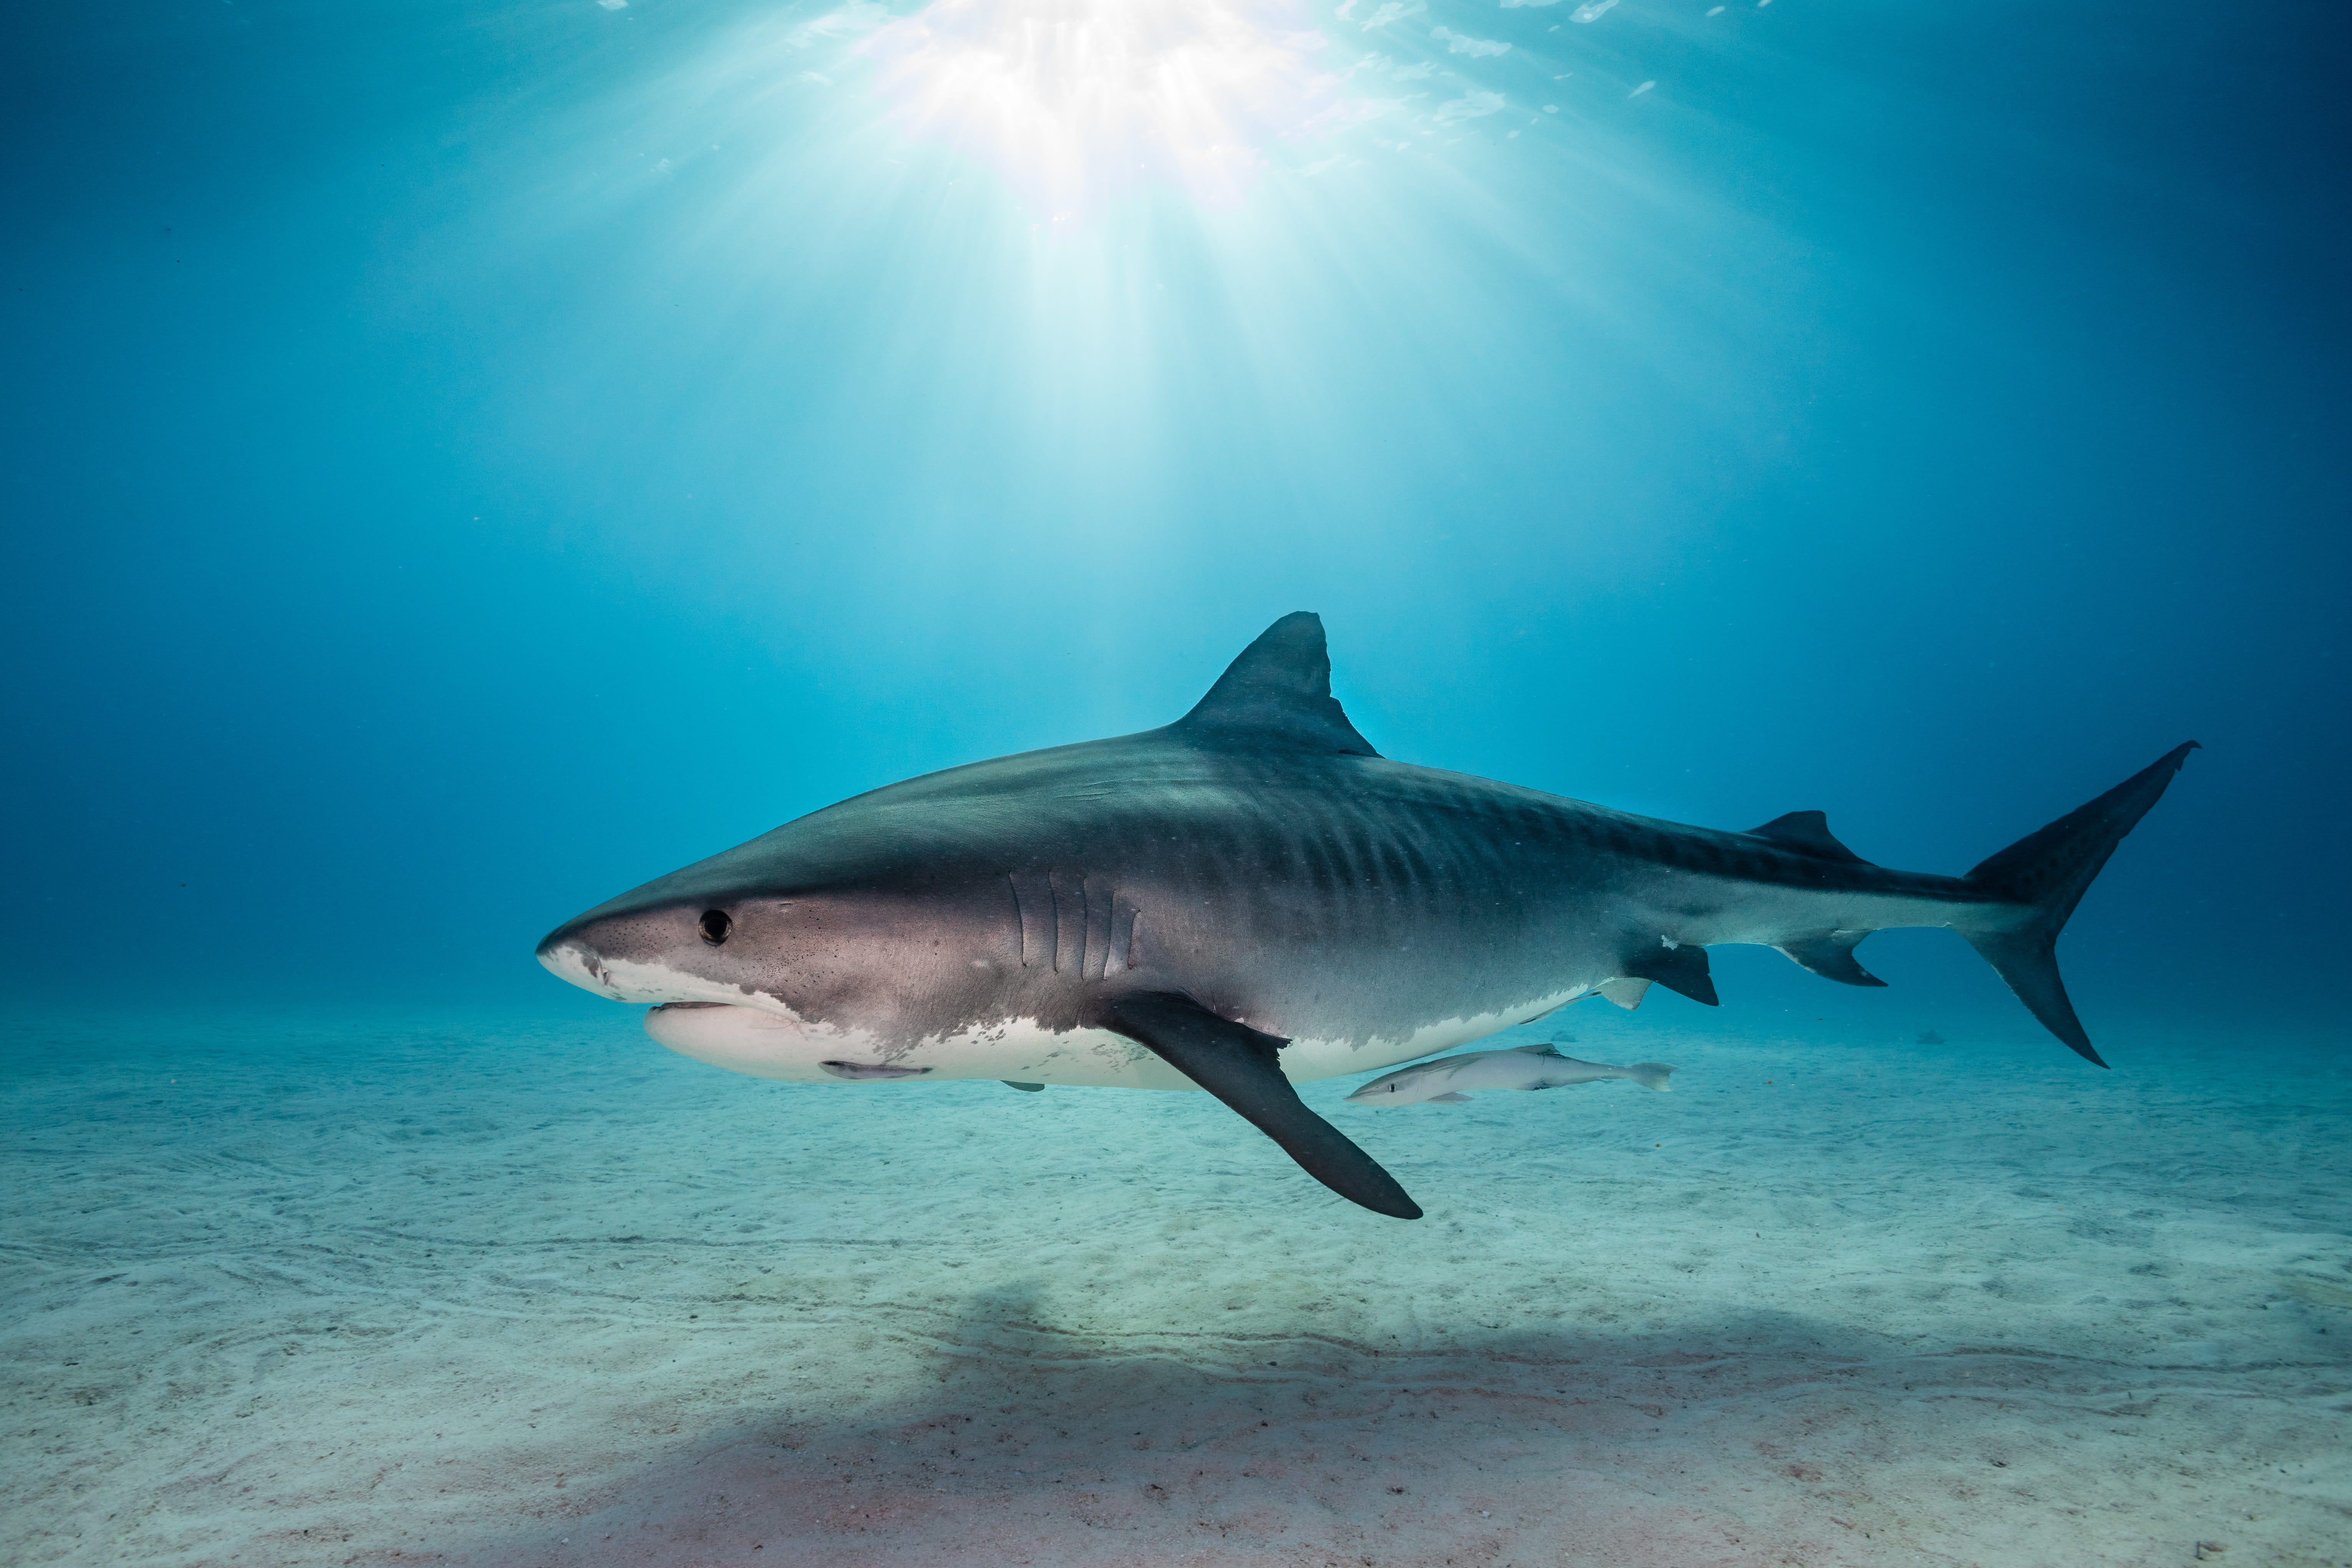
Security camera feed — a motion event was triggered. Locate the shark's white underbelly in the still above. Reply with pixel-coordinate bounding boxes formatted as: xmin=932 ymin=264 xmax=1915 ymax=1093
xmin=643 ymin=985 xmax=1592 ymax=1089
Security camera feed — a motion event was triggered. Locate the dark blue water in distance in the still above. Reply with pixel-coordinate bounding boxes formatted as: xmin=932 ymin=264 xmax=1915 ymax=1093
xmin=4 ymin=1 xmax=2348 ymax=1563
xmin=7 ymin=0 xmax=2348 ymax=1028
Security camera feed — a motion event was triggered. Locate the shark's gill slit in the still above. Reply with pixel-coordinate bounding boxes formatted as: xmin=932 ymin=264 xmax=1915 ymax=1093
xmin=1110 ymin=897 xmax=1138 ymax=975
xmin=1049 ymin=868 xmax=1078 ymax=975
xmin=1084 ymin=877 xmax=1114 ymax=982
xmin=1010 ymin=872 xmax=1046 ymax=969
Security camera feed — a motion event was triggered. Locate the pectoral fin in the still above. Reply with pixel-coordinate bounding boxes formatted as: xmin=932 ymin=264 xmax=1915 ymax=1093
xmin=1427 ymin=1092 xmax=1472 ymax=1104
xmin=1099 ymin=992 xmax=1422 ymax=1219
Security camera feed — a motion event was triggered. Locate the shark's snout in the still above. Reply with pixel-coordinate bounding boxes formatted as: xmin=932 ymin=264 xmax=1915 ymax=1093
xmin=537 ymin=914 xmax=667 ymax=1002
xmin=535 ymin=904 xmax=676 ymax=1002
xmin=536 ymin=929 xmax=622 ymax=999
xmin=535 ymin=904 xmax=786 ymax=1012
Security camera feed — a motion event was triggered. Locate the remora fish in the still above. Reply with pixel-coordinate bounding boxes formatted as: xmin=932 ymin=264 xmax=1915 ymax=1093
xmin=1346 ymin=1045 xmax=1674 ymax=1105
xmin=536 ymin=612 xmax=2196 ymax=1220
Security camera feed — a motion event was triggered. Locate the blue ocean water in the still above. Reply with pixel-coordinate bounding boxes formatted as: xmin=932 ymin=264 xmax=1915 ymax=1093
xmin=5 ymin=1 xmax=2348 ymax=1563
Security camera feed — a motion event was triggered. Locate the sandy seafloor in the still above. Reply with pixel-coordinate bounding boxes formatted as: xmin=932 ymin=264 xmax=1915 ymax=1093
xmin=5 ymin=1001 xmax=2349 ymax=1568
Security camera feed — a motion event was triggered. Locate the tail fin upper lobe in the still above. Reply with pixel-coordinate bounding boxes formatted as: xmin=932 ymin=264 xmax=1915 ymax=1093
xmin=1958 ymin=742 xmax=2199 ymax=1066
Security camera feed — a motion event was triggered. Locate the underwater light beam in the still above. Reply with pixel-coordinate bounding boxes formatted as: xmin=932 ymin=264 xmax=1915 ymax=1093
xmin=858 ymin=0 xmax=1369 ymax=212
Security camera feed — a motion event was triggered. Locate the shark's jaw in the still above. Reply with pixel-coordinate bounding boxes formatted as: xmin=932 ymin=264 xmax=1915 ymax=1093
xmin=532 ymin=941 xmax=859 ymax=1082
xmin=534 ymin=939 xmax=796 ymax=1015
xmin=642 ymin=999 xmax=825 ymax=1077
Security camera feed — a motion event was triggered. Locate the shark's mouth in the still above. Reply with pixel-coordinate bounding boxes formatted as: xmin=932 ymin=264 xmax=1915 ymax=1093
xmin=538 ymin=942 xmax=793 ymax=1015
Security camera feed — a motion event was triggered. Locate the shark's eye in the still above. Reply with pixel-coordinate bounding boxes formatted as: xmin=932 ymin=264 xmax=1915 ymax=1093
xmin=698 ymin=909 xmax=732 ymax=945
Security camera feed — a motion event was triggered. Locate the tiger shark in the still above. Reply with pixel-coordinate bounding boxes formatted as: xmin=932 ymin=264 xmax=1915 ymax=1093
xmin=538 ymin=613 xmax=2195 ymax=1220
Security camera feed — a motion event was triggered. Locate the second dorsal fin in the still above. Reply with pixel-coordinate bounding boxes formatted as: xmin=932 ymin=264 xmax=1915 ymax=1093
xmin=1746 ymin=810 xmax=1871 ymax=864
xmin=1172 ymin=612 xmax=1380 ymax=757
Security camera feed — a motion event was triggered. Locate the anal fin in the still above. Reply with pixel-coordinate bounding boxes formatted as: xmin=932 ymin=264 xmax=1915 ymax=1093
xmin=1098 ymin=992 xmax=1422 ymax=1219
xmin=1622 ymin=940 xmax=1720 ymax=1006
xmin=1776 ymin=929 xmax=1887 ymax=988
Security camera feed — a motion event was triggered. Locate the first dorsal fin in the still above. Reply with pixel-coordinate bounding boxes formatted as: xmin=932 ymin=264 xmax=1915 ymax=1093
xmin=1172 ymin=613 xmax=1381 ymax=758
xmin=1746 ymin=810 xmax=1870 ymax=864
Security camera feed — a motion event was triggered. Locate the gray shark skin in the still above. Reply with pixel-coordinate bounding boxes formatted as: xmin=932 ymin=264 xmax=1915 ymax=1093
xmin=538 ymin=612 xmax=2196 ymax=1220
xmin=1346 ymin=1045 xmax=1675 ymax=1106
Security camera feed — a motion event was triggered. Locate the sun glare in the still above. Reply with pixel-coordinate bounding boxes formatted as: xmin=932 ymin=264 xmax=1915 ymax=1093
xmin=860 ymin=0 xmax=1364 ymax=213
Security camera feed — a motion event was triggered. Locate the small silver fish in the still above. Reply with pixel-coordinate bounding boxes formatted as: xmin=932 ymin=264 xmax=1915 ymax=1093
xmin=818 ymin=1060 xmax=934 ymax=1080
xmin=1345 ymin=1044 xmax=1674 ymax=1106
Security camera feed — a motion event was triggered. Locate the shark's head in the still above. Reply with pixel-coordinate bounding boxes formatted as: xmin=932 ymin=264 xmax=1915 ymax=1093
xmin=536 ymin=825 xmax=826 ymax=1013
xmin=535 ymin=818 xmax=1024 ymax=1078
xmin=536 ymin=893 xmax=785 ymax=1012
xmin=536 ymin=888 xmax=847 ymax=1079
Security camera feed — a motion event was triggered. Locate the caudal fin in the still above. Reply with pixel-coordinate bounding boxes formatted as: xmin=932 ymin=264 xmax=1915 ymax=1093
xmin=1623 ymin=1063 xmax=1676 ymax=1092
xmin=1958 ymin=742 xmax=2199 ymax=1067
